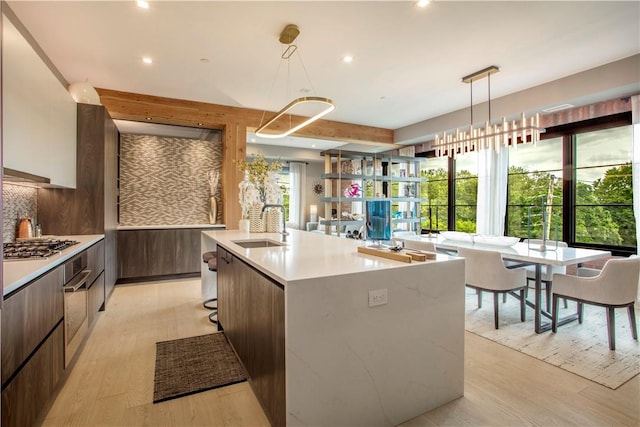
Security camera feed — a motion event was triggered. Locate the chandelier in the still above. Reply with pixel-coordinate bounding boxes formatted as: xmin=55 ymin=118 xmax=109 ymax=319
xmin=255 ymin=24 xmax=335 ymax=139
xmin=433 ymin=66 xmax=544 ymax=158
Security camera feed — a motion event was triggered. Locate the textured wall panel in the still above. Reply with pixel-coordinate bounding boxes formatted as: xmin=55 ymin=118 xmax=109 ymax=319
xmin=119 ymin=134 xmax=222 ymax=226
xmin=3 ymin=184 xmax=38 ymax=242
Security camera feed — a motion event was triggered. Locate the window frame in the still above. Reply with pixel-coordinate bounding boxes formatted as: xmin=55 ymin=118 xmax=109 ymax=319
xmin=419 ymin=112 xmax=634 ymax=256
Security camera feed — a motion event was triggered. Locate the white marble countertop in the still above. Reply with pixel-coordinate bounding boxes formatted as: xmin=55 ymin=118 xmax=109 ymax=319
xmin=3 ymin=234 xmax=104 ymax=297
xmin=118 ymin=224 xmax=226 ymax=230
xmin=203 ymin=229 xmax=458 ymax=285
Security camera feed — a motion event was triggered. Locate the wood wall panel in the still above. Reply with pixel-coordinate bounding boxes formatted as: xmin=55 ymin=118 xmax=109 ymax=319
xmin=37 ymin=104 xmax=118 ymax=305
xmin=95 ymin=88 xmax=393 ymax=144
xmin=104 ymin=110 xmax=119 ymax=300
xmin=223 ymin=122 xmax=245 ymax=229
xmin=541 ymin=98 xmax=632 ymax=128
xmin=96 ymin=88 xmax=395 ymax=228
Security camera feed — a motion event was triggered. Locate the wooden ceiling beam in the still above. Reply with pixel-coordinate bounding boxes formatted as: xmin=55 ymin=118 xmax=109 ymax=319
xmin=96 ymin=88 xmax=394 ymax=145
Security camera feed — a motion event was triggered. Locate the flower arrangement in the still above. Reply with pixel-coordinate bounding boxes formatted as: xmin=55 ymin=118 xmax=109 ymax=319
xmin=208 ymin=170 xmax=219 ymax=196
xmin=344 ymin=182 xmax=361 ymax=198
xmin=236 ymin=154 xmax=284 ymax=218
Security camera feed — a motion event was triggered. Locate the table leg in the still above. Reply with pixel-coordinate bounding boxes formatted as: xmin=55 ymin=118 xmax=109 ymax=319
xmin=534 ymin=263 xmax=543 ymax=333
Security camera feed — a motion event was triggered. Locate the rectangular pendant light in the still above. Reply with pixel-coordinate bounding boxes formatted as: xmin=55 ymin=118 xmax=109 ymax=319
xmin=255 ymin=96 xmax=335 ymax=139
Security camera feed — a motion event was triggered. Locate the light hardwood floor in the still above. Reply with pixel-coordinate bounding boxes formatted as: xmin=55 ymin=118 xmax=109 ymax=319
xmin=41 ymin=278 xmax=639 ymax=427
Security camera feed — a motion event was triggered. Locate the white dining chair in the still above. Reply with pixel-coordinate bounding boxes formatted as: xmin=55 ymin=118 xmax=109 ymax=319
xmin=523 ymin=239 xmax=569 ymax=311
xmin=551 ymin=256 xmax=640 ymax=350
xmin=397 ymin=239 xmax=436 ymax=253
xmin=458 ymin=247 xmax=528 ymax=329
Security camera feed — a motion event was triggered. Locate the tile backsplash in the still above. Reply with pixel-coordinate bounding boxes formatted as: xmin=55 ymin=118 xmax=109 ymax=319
xmin=3 ymin=184 xmax=38 ymax=242
xmin=119 ymin=133 xmax=223 ymax=226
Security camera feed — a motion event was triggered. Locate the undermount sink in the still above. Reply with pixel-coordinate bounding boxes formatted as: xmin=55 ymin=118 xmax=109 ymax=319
xmin=232 ymin=239 xmax=285 ymax=248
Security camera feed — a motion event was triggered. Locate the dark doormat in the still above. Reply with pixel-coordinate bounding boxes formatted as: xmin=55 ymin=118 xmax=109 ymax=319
xmin=153 ymin=332 xmax=248 ymax=403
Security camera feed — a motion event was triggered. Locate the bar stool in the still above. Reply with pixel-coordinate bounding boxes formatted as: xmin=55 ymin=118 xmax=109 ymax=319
xmin=202 ymin=251 xmax=217 ymax=324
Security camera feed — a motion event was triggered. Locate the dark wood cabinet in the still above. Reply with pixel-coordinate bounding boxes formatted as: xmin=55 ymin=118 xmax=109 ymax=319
xmin=38 ymin=103 xmax=118 ymax=305
xmin=118 ymin=228 xmax=208 ymax=281
xmin=88 ymin=272 xmax=105 ymax=327
xmin=1 ymin=266 xmax=64 ymax=382
xmin=217 ymin=247 xmax=285 ymax=427
xmin=87 ymin=239 xmax=106 ymax=327
xmin=1 ymin=266 xmax=65 ymax=427
xmin=175 ymin=228 xmax=203 ymax=274
xmin=1 ymin=323 xmax=64 ymax=427
xmin=87 ymin=240 xmax=105 ymax=291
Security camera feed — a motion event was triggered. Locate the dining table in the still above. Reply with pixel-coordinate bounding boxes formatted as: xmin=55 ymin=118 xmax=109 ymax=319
xmin=395 ymin=234 xmax=612 ymax=333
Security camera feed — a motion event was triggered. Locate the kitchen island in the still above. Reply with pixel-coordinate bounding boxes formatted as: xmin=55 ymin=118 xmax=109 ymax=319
xmin=202 ymin=229 xmax=465 ymax=427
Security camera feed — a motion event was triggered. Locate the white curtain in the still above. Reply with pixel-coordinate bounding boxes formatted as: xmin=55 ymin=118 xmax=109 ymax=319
xmin=289 ymin=162 xmax=307 ymax=230
xmin=631 ymin=95 xmax=639 ymax=255
xmin=475 ymin=147 xmax=509 ymax=236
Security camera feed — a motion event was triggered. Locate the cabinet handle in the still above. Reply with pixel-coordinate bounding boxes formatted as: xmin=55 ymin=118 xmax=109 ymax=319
xmin=64 ymin=270 xmax=91 ymax=292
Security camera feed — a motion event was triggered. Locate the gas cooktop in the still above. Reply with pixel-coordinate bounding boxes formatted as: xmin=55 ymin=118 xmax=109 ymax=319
xmin=3 ymin=238 xmax=79 ymax=260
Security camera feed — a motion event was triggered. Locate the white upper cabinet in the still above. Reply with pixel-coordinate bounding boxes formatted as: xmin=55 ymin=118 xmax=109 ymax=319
xmin=2 ymin=14 xmax=77 ymax=188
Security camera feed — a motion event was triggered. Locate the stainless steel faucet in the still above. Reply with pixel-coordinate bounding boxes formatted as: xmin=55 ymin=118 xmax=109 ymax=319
xmin=261 ymin=204 xmax=289 ymax=242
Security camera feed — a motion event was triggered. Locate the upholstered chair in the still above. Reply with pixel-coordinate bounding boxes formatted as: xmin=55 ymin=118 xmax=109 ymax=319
xmin=551 ymin=257 xmax=640 ymax=350
xmin=398 ymin=239 xmax=436 ymax=253
xmin=458 ymin=247 xmax=528 ymax=329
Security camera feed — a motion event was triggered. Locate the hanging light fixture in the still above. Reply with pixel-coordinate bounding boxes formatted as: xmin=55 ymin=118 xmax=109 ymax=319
xmin=432 ymin=66 xmax=544 ymax=158
xmin=255 ymin=24 xmax=335 ymax=139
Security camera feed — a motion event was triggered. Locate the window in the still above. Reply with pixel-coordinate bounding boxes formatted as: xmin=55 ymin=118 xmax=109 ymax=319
xmin=454 ymin=155 xmax=477 ymax=232
xmin=421 ymin=157 xmax=448 ymax=232
xmin=419 ymin=112 xmax=634 ymax=254
xmin=575 ymin=126 xmax=635 ymax=247
xmin=277 ymin=169 xmax=290 ymax=221
xmin=507 ymin=137 xmax=563 ymax=240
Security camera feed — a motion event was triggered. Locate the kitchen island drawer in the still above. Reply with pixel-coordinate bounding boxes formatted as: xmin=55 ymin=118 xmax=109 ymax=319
xmin=1 ymin=265 xmax=64 ymax=383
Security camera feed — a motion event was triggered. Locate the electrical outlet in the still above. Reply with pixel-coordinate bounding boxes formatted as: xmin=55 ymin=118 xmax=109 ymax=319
xmin=368 ymin=288 xmax=388 ymax=307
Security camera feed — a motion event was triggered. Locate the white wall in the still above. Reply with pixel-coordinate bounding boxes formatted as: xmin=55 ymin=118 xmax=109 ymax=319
xmin=396 ymin=54 xmax=640 ymax=145
xmin=2 ymin=14 xmax=77 ymax=188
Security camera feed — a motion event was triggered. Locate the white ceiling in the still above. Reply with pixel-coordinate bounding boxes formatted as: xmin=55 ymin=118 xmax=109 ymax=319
xmin=6 ymin=1 xmax=640 ymax=152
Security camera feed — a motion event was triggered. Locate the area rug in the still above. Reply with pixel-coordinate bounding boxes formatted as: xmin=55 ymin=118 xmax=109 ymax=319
xmin=153 ymin=332 xmax=248 ymax=403
xmin=464 ymin=289 xmax=640 ymax=389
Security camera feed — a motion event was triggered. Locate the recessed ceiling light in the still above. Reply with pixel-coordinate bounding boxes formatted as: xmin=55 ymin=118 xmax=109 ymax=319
xmin=311 ymin=144 xmax=316 ymax=148
xmin=137 ymin=1 xmax=149 ymax=9
xmin=142 ymin=57 xmax=153 ymax=64
xmin=342 ymin=55 xmax=353 ymax=63
xmin=250 ymin=138 xmax=256 ymax=143
xmin=416 ymin=0 xmax=430 ymax=8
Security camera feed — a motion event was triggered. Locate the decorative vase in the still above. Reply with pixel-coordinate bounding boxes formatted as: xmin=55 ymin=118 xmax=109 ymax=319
xmin=209 ymin=196 xmax=218 ymax=224
xmin=265 ymin=209 xmax=282 ymax=233
xmin=249 ymin=204 xmax=265 ymax=232
xmin=239 ymin=219 xmax=250 ymax=233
